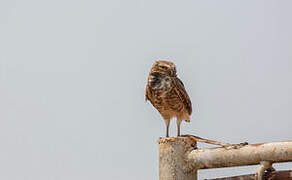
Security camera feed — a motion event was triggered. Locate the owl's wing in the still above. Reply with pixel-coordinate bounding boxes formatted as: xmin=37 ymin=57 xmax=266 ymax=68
xmin=173 ymin=77 xmax=192 ymax=115
xmin=145 ymin=85 xmax=151 ymax=102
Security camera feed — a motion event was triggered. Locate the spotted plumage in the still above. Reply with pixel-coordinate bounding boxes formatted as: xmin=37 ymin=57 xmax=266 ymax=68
xmin=145 ymin=60 xmax=192 ymax=137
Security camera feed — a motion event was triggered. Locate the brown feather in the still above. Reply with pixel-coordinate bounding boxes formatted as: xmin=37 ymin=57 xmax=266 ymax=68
xmin=173 ymin=77 xmax=192 ymax=115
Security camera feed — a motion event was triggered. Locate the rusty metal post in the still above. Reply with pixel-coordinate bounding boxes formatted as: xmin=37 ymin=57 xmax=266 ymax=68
xmin=158 ymin=137 xmax=197 ymax=180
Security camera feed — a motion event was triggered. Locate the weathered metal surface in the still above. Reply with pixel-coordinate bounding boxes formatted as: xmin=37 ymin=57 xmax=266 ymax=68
xmin=159 ymin=137 xmax=292 ymax=180
xmin=207 ymin=170 xmax=292 ymax=180
xmin=188 ymin=141 xmax=292 ymax=170
xmin=158 ymin=137 xmax=197 ymax=180
xmin=255 ymin=161 xmax=275 ymax=180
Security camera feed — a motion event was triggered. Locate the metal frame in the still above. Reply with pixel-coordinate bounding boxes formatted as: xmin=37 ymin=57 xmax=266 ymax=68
xmin=158 ymin=137 xmax=292 ymax=180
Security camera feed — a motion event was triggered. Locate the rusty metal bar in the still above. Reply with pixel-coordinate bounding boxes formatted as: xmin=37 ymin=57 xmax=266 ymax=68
xmin=188 ymin=141 xmax=292 ymax=170
xmin=207 ymin=170 xmax=292 ymax=180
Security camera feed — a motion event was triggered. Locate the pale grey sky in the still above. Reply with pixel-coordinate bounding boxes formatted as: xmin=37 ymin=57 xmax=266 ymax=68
xmin=1 ymin=0 xmax=292 ymax=179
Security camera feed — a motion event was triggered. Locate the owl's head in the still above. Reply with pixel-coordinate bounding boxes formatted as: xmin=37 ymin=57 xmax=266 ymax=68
xmin=151 ymin=60 xmax=177 ymax=76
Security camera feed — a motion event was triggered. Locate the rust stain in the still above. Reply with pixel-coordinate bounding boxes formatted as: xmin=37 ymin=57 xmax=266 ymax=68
xmin=206 ymin=170 xmax=292 ymax=180
xmin=251 ymin=143 xmax=265 ymax=147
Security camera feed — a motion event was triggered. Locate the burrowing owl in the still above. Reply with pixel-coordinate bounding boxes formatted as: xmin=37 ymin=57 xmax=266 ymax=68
xmin=145 ymin=60 xmax=192 ymax=137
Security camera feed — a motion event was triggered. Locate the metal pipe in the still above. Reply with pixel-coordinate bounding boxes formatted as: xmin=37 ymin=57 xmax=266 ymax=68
xmin=159 ymin=137 xmax=292 ymax=179
xmin=158 ymin=137 xmax=198 ymax=180
xmin=188 ymin=141 xmax=292 ymax=170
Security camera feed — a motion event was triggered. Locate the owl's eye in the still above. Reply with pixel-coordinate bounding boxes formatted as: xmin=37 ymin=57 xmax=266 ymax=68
xmin=160 ymin=65 xmax=167 ymax=70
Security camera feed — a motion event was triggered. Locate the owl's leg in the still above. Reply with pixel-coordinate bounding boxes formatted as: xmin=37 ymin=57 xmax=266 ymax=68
xmin=164 ymin=119 xmax=170 ymax=137
xmin=176 ymin=119 xmax=182 ymax=137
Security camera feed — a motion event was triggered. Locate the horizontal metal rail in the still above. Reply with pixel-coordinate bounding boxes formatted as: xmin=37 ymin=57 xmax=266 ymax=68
xmin=158 ymin=137 xmax=292 ymax=180
xmin=188 ymin=141 xmax=292 ymax=169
